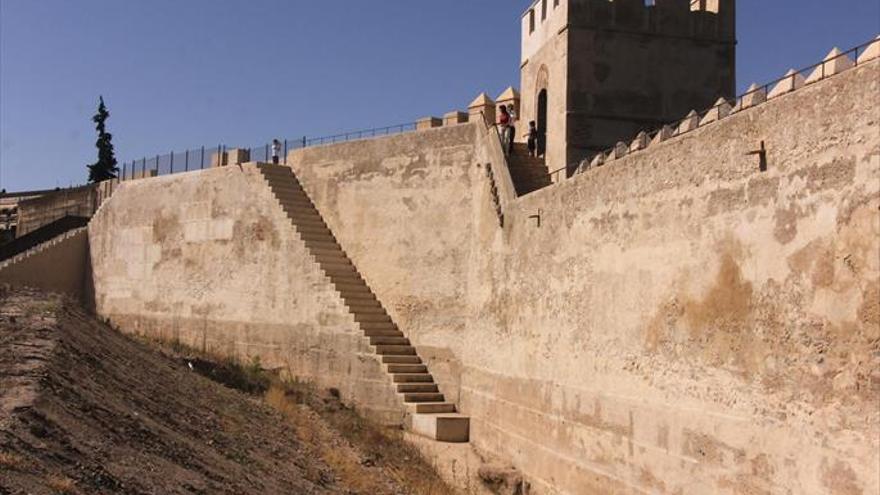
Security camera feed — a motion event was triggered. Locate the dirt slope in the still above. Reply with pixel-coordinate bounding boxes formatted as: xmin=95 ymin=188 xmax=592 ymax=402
xmin=0 ymin=288 xmax=449 ymax=494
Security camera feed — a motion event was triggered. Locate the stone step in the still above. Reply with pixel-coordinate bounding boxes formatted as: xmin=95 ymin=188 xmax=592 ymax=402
xmin=303 ymin=239 xmax=343 ymax=251
xmin=285 ymin=205 xmax=329 ymax=217
xmin=393 ymin=373 xmax=433 ymax=383
xmin=397 ymin=383 xmax=438 ymax=393
xmin=298 ymin=231 xmax=336 ymax=242
xmin=318 ymin=259 xmax=354 ymax=270
xmin=370 ymin=336 xmax=409 ymax=346
xmin=411 ymin=413 xmax=470 ymax=443
xmin=269 ymin=185 xmax=313 ymax=200
xmin=275 ymin=195 xmax=313 ymax=207
xmin=375 ymin=345 xmax=416 ymax=356
xmin=328 ymin=273 xmax=366 ymax=285
xmin=402 ymin=392 xmax=445 ymax=403
xmin=387 ymin=363 xmax=428 ymax=374
xmin=383 ymin=355 xmax=422 ymax=365
xmin=322 ymin=265 xmax=360 ymax=277
xmin=310 ymin=247 xmax=348 ymax=259
xmin=259 ymin=165 xmax=297 ymax=176
xmin=346 ymin=304 xmax=384 ymax=314
xmin=406 ymin=402 xmax=456 ymax=414
xmin=359 ymin=321 xmax=397 ymax=331
xmin=334 ymin=283 xmax=371 ymax=294
xmin=340 ymin=293 xmax=378 ymax=303
xmin=295 ymin=224 xmax=332 ymax=236
xmin=294 ymin=215 xmax=328 ymax=227
xmin=363 ymin=329 xmax=404 ymax=337
xmin=354 ymin=313 xmax=392 ymax=323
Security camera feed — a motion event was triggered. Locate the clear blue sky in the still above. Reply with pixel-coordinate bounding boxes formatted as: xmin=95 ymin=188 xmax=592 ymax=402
xmin=1 ymin=0 xmax=878 ymax=191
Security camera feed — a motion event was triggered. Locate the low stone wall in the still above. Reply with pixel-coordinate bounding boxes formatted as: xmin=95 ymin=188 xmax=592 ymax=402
xmin=0 ymin=228 xmax=89 ymax=298
xmin=17 ymin=185 xmax=98 ymax=237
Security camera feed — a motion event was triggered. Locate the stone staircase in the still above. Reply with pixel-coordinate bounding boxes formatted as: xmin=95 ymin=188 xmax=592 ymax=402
xmin=507 ymin=143 xmax=552 ymax=196
xmin=0 ymin=227 xmax=88 ymax=271
xmin=256 ymin=164 xmax=470 ymax=443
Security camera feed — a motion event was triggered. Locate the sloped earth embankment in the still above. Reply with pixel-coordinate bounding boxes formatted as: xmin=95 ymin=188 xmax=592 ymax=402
xmin=0 ymin=288 xmax=453 ymax=494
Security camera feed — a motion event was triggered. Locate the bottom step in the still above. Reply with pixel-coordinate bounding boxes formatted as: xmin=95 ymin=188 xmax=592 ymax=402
xmin=411 ymin=413 xmax=470 ymax=443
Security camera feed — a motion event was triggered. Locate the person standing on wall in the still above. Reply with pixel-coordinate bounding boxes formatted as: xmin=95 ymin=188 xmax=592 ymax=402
xmin=506 ymin=104 xmax=517 ymax=155
xmin=498 ymin=106 xmax=511 ymax=155
xmin=271 ymin=139 xmax=281 ymax=165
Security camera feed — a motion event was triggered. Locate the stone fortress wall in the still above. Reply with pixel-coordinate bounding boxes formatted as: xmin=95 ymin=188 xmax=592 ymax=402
xmin=21 ymin=41 xmax=880 ymax=494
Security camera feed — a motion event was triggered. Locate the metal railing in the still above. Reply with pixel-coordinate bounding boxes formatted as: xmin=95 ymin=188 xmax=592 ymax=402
xmin=560 ymin=38 xmax=878 ymax=181
xmin=118 ymin=121 xmax=417 ymax=181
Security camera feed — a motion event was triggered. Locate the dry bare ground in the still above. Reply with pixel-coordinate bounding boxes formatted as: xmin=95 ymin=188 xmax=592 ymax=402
xmin=0 ymin=287 xmax=456 ymax=495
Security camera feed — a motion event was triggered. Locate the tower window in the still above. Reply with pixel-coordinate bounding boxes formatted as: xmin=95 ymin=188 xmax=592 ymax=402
xmin=541 ymin=0 xmax=547 ymax=20
xmin=529 ymin=9 xmax=535 ymax=33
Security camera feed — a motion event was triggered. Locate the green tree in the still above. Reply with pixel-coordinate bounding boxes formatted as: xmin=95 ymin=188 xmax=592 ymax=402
xmin=86 ymin=96 xmax=119 ymax=182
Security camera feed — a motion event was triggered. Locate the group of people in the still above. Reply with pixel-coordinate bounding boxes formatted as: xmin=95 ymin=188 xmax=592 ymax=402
xmin=497 ymin=104 xmax=540 ymax=158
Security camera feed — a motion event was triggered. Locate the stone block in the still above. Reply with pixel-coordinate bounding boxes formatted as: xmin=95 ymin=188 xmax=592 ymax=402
xmin=676 ymin=110 xmax=700 ymax=134
xmin=768 ymin=69 xmax=806 ymax=99
xmin=613 ymin=141 xmax=628 ymax=159
xmin=740 ymin=83 xmax=767 ymax=109
xmin=411 ymin=413 xmax=470 ymax=443
xmin=132 ymin=168 xmax=158 ymax=180
xmin=651 ymin=125 xmax=674 ymax=145
xmin=805 ymin=48 xmax=854 ymax=84
xmin=210 ymin=151 xmax=227 ymax=168
xmin=699 ymin=98 xmax=732 ymax=126
xmin=590 ymin=152 xmax=606 ymax=168
xmin=629 ymin=131 xmax=649 ymax=153
xmin=468 ymin=93 xmax=497 ymax=127
xmin=495 ymin=87 xmax=521 ymax=120
xmin=417 ymin=117 xmax=443 ymax=131
xmin=226 ymin=148 xmax=250 ymax=166
xmin=857 ymin=36 xmax=880 ymax=64
xmin=443 ymin=111 xmax=469 ymax=126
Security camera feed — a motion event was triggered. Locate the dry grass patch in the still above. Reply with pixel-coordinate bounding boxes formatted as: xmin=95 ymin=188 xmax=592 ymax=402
xmin=0 ymin=451 xmax=27 ymax=470
xmin=266 ymin=382 xmax=455 ymax=495
xmin=46 ymin=475 xmax=77 ymax=494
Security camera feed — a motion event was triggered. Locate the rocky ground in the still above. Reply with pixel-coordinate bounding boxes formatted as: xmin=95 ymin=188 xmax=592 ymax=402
xmin=0 ymin=287 xmax=454 ymax=495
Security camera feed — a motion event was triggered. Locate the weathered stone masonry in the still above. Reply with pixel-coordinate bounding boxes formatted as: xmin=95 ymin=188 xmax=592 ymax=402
xmin=15 ymin=56 xmax=878 ymax=494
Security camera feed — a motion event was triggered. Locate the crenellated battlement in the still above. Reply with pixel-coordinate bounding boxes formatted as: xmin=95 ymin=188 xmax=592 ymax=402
xmin=574 ymin=37 xmax=880 ymax=174
xmin=566 ymin=0 xmax=734 ymax=41
xmin=522 ymin=0 xmax=735 ymax=64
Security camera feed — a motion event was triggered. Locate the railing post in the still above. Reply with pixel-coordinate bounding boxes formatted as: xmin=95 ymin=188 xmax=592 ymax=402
xmin=283 ymin=139 xmax=288 ymax=164
xmin=201 ymin=146 xmax=205 ymax=169
xmin=122 ymin=163 xmax=126 ymax=181
xmin=302 ymin=135 xmax=306 ymax=148
xmin=185 ymin=150 xmax=189 ymax=171
xmin=142 ymin=157 xmax=146 ymax=177
xmin=265 ymin=143 xmax=269 ymax=162
xmin=155 ymin=155 xmax=159 ymax=176
xmin=170 ymin=151 xmax=174 ymax=174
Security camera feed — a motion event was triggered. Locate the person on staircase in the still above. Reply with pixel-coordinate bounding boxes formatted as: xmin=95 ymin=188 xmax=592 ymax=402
xmin=271 ymin=139 xmax=281 ymax=165
xmin=506 ymin=104 xmax=517 ymax=156
xmin=497 ymin=106 xmax=511 ymax=155
xmin=525 ymin=121 xmax=538 ymax=158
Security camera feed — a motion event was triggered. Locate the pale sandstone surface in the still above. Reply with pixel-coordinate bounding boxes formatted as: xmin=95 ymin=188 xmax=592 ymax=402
xmin=462 ymin=60 xmax=879 ymax=494
xmin=84 ymin=60 xmax=879 ymax=494
xmin=86 ymin=166 xmax=404 ymax=423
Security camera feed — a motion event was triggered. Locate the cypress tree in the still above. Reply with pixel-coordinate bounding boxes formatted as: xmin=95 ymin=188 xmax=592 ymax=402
xmin=86 ymin=96 xmax=119 ymax=182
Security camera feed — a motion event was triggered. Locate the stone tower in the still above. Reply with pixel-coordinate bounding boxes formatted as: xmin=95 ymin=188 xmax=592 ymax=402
xmin=519 ymin=0 xmax=736 ymax=173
